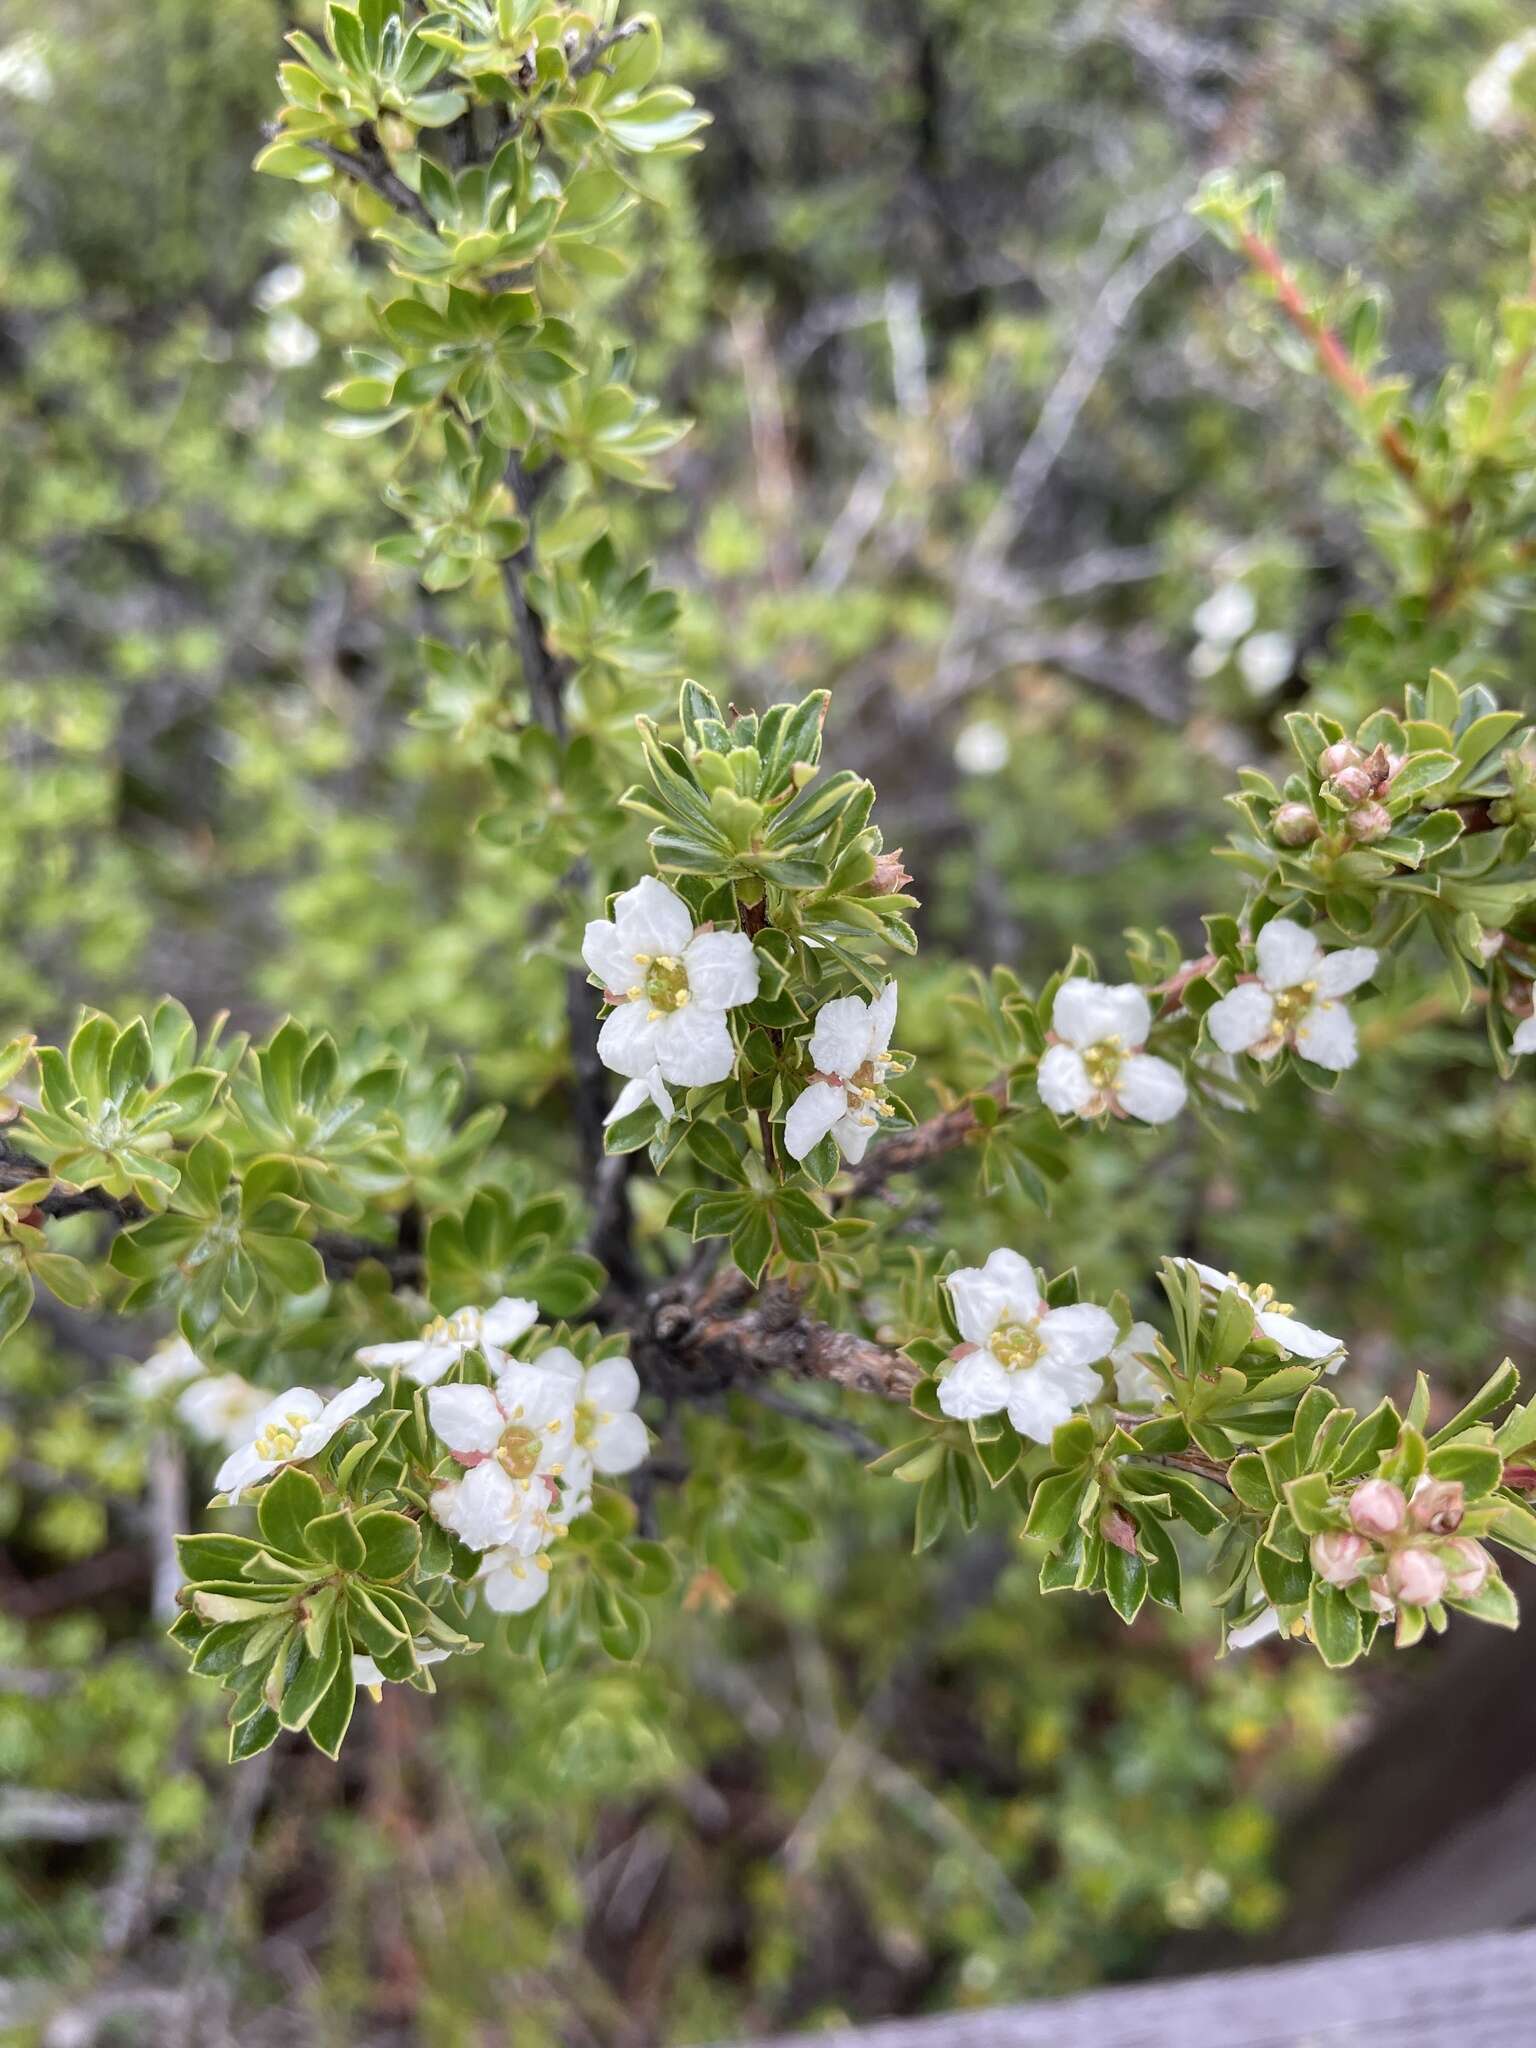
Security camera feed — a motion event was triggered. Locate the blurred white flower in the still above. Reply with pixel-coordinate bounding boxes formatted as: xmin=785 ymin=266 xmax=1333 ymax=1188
xmin=127 ymin=1336 xmax=204 ymax=1401
xmin=1467 ymin=30 xmax=1536 ymax=136
xmin=0 ymin=34 xmax=51 ymax=102
xmin=1192 ymin=583 xmax=1256 ymax=645
xmin=254 ymin=263 xmax=306 ymax=311
xmin=1111 ymin=1322 xmax=1165 ymax=1405
xmin=178 ymin=1374 xmax=268 ymax=1451
xmin=954 ymin=720 xmax=1009 ymax=775
xmin=1037 ymin=978 xmax=1186 ymax=1125
xmin=784 ymin=983 xmax=899 ymax=1164
xmin=937 ymin=1249 xmax=1116 ymax=1443
xmin=1237 ymin=630 xmax=1295 ymax=697
xmin=1205 ymin=919 xmax=1377 ymax=1071
xmin=263 ymin=313 xmax=319 ymax=369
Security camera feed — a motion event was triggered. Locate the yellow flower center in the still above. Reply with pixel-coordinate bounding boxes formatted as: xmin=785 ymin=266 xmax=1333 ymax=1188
xmin=422 ymin=1308 xmax=480 ymax=1345
xmin=1081 ymin=1038 xmax=1125 ymax=1089
xmin=636 ymin=953 xmax=691 ymax=1015
xmin=1271 ymin=980 xmax=1317 ymax=1033
xmin=843 ymin=1055 xmax=894 ymax=1125
xmin=990 ymin=1320 xmax=1044 ymax=1372
xmin=254 ymin=1408 xmax=312 ymax=1461
xmin=497 ymin=1423 xmax=543 ymax=1481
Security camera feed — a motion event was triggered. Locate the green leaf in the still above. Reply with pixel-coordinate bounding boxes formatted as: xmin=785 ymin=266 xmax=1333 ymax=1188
xmin=305 ymin=1658 xmax=357 ymax=1759
xmin=356 ymin=1510 xmax=421 ymax=1582
xmin=1023 ymin=1468 xmax=1091 ymax=1549
xmin=307 ymin=1510 xmax=367 ymax=1571
xmin=1309 ymin=1581 xmax=1363 ymax=1667
xmin=258 ymin=1467 xmax=325 ymax=1559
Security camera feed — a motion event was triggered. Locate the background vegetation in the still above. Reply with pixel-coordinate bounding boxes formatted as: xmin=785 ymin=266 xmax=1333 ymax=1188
xmin=3 ymin=1 xmax=1535 ymax=2041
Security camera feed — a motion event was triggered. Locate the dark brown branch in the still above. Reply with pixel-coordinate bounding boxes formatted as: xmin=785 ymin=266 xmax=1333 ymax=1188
xmin=1 ymin=1135 xmax=146 ymax=1223
xmin=568 ymin=19 xmax=649 ymax=81
xmin=293 ymin=132 xmax=436 ymax=233
xmin=637 ymin=1277 xmax=920 ymax=1405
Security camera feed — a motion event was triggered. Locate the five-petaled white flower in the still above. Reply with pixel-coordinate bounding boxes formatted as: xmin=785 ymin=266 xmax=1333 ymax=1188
xmin=214 ymin=1377 xmax=383 ymax=1497
xmin=583 ymin=876 xmax=759 ymax=1122
xmin=1110 ymin=1322 xmax=1166 ymax=1406
xmin=1179 ymin=1259 xmax=1344 ymax=1367
xmin=784 ymin=983 xmax=899 ymax=1164
xmin=178 ymin=1373 xmax=269 ymax=1451
xmin=937 ymin=1249 xmax=1117 ymax=1443
xmin=1037 ymin=980 xmax=1186 ymax=1126
xmin=1205 ymin=919 xmax=1377 ymax=1072
xmin=357 ymin=1296 xmax=538 ymax=1387
xmin=534 ymin=1347 xmax=649 ymax=1502
xmin=426 ymin=1360 xmax=580 ymax=1552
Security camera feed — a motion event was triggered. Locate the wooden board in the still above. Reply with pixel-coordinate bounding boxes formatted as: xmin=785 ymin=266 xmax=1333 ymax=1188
xmin=719 ymin=1928 xmax=1536 ymax=2047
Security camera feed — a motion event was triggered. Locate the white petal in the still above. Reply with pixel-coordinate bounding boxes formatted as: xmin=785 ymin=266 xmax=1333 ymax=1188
xmin=1256 ymin=1310 xmax=1343 ymax=1362
xmin=213 ymin=1442 xmax=271 ymax=1496
xmin=683 ymin=929 xmax=760 ymax=1010
xmin=531 ymin=1345 xmax=583 ymax=1382
xmin=784 ymin=1080 xmax=848 ymax=1162
xmin=1037 ymin=1303 xmax=1117 ymax=1370
xmin=603 ymin=1075 xmax=653 ymax=1126
xmin=946 ymin=1248 xmax=1040 ymax=1343
xmin=866 ymin=982 xmax=899 ymax=1056
xmin=1228 ymin=1606 xmax=1282 ymax=1650
xmin=1185 ymin=1259 xmax=1236 ymax=1294
xmin=352 ymin=1654 xmax=384 ymax=1689
xmin=808 ymin=994 xmax=877 ymax=1078
xmin=1115 ymin=1053 xmax=1187 ymax=1125
xmin=1315 ymin=946 xmax=1378 ymax=998
xmin=1294 ymin=998 xmax=1357 ymax=1071
xmin=833 ymin=1111 xmax=877 ymax=1164
xmin=1050 ymin=978 xmax=1151 ymax=1050
xmin=583 ymin=1356 xmax=639 ymax=1413
xmin=553 ymin=1448 xmax=595 ymax=1524
xmin=355 ymin=1338 xmax=432 ymax=1371
xmin=1513 ymin=1016 xmax=1536 ymax=1056
xmin=597 ymin=999 xmax=662 ymax=1080
xmin=399 ymin=1343 xmax=459 ymax=1388
xmin=611 ymin=874 xmax=694 ymax=958
xmin=478 ymin=1553 xmax=550 ymax=1613
xmin=493 ymin=1363 xmax=577 ymax=1453
xmin=1004 ymin=1354 xmax=1101 ymax=1444
xmin=1206 ymin=983 xmax=1276 ymax=1056
xmin=1037 ymin=1044 xmax=1094 ymax=1117
xmin=654 ymin=1003 xmax=737 ymax=1087
xmin=1255 ymin=917 xmax=1322 ymax=990
xmin=431 ymin=1461 xmax=528 ymax=1551
xmin=581 ymin=918 xmax=640 ymax=995
xmin=427 ymin=1382 xmax=506 ymax=1456
xmin=1112 ymin=1323 xmax=1164 ymax=1405
xmin=936 ymin=1351 xmax=1012 ymax=1420
xmin=591 ymin=1410 xmax=649 ymax=1474
xmin=482 ymin=1297 xmax=540 ymax=1349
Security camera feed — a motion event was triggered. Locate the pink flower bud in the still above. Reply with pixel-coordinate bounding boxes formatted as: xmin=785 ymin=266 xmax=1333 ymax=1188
xmin=1348 ymin=1479 xmax=1407 ymax=1538
xmin=1273 ymin=802 xmax=1320 ymax=847
xmin=1365 ymin=1577 xmax=1395 ymax=1617
xmin=868 ymin=848 xmax=914 ymax=897
xmin=1100 ymin=1505 xmax=1139 ymax=1555
xmin=1386 ymin=1546 xmax=1448 ymax=1608
xmin=1344 ymin=801 xmax=1393 ymax=842
xmin=1361 ymin=743 xmax=1396 ymax=790
xmin=1330 ymin=765 xmax=1375 ymax=803
xmin=1409 ymin=1476 xmax=1464 ymax=1535
xmin=1443 ymin=1538 xmax=1493 ymax=1600
xmin=1310 ymin=1529 xmax=1371 ymax=1586
xmin=1318 ymin=741 xmax=1364 ymax=779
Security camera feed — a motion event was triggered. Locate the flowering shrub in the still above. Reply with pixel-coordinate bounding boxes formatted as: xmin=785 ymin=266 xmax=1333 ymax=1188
xmin=5 ymin=1 xmax=1536 ymax=1777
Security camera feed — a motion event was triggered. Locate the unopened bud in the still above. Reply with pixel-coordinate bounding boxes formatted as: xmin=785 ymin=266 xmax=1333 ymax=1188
xmin=1349 ymin=1478 xmax=1407 ymax=1538
xmin=1386 ymin=1545 xmax=1449 ymax=1608
xmin=1101 ymin=1504 xmax=1139 ymax=1555
xmin=1345 ymin=801 xmax=1392 ymax=843
xmin=1443 ymin=1538 xmax=1492 ymax=1599
xmin=1331 ymin=765 xmax=1375 ymax=804
xmin=1360 ymin=743 xmax=1396 ymax=790
xmin=1409 ymin=1476 xmax=1464 ymax=1535
xmin=1272 ymin=802 xmax=1320 ymax=847
xmin=869 ymin=848 xmax=914 ymax=897
xmin=1318 ymin=741 xmax=1364 ymax=780
xmin=1310 ymin=1528 xmax=1371 ymax=1586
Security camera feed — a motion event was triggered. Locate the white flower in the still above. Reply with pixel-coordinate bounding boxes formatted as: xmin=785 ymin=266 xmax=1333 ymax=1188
xmin=357 ymin=1296 xmax=538 ymax=1388
xmin=1111 ymin=1322 xmax=1165 ymax=1406
xmin=127 ymin=1336 xmax=205 ymax=1401
xmin=1237 ymin=630 xmax=1294 ymax=697
xmin=534 ymin=1346 xmax=649 ymax=1482
xmin=475 ymin=1547 xmax=554 ymax=1614
xmin=784 ymin=983 xmax=899 ymax=1164
xmin=1467 ymin=29 xmax=1536 ymax=135
xmin=1037 ymin=980 xmax=1186 ymax=1126
xmin=936 ymin=1249 xmax=1117 ymax=1443
xmin=604 ymin=1069 xmax=676 ymax=1129
xmin=583 ymin=876 xmax=759 ymax=1118
xmin=213 ymin=1377 xmax=383 ymax=1497
xmin=1193 ymin=582 xmax=1256 ymax=645
xmin=1179 ymin=1259 xmax=1344 ymax=1367
xmin=426 ymin=1361 xmax=580 ymax=1551
xmin=352 ymin=1646 xmax=450 ymax=1699
xmin=1227 ymin=1606 xmax=1283 ymax=1651
xmin=177 ymin=1374 xmax=269 ymax=1451
xmin=954 ymin=719 xmax=1009 ymax=775
xmin=1512 ymin=1016 xmax=1536 ymax=1057
xmin=1204 ymin=919 xmax=1377 ymax=1072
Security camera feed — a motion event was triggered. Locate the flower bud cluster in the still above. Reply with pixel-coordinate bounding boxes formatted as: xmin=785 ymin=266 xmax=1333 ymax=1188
xmin=1310 ymin=1473 xmax=1494 ymax=1614
xmin=1317 ymin=739 xmax=1398 ymax=844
